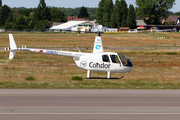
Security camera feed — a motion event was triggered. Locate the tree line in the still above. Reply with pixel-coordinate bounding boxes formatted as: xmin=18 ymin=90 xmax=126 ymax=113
xmin=59 ymin=7 xmax=97 ymax=20
xmin=96 ymin=0 xmax=176 ymax=28
xmin=136 ymin=0 xmax=175 ymax=25
xmin=0 ymin=0 xmax=96 ymax=29
xmin=96 ymin=0 xmax=136 ymax=29
xmin=0 ymin=0 xmax=177 ymax=29
xmin=0 ymin=0 xmax=66 ymax=29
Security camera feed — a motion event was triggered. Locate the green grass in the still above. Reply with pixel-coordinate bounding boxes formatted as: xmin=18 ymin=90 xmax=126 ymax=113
xmin=146 ymin=52 xmax=179 ymax=55
xmin=1 ymin=32 xmax=180 ymax=89
xmin=26 ymin=76 xmax=36 ymax=81
xmin=72 ymin=76 xmax=83 ymax=81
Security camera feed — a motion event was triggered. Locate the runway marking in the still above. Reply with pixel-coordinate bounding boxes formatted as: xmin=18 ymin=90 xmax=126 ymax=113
xmin=0 ymin=113 xmax=180 ymax=115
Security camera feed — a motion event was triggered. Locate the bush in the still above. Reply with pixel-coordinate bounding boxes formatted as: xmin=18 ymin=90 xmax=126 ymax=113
xmin=71 ymin=76 xmax=83 ymax=81
xmin=26 ymin=76 xmax=35 ymax=81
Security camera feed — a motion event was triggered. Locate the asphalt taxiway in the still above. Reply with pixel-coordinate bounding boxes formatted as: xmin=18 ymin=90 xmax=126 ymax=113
xmin=0 ymin=89 xmax=180 ymax=120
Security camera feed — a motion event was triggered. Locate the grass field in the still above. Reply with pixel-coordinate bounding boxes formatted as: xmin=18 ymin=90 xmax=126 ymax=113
xmin=0 ymin=32 xmax=180 ymax=89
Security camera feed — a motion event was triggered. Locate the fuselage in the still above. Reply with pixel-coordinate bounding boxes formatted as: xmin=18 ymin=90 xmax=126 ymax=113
xmin=17 ymin=48 xmax=133 ymax=73
xmin=75 ymin=52 xmax=133 ymax=73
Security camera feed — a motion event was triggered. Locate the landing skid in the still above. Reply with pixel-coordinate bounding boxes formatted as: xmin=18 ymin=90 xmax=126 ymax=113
xmin=86 ymin=76 xmax=124 ymax=79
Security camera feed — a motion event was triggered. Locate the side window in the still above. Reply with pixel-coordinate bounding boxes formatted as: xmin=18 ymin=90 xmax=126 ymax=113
xmin=102 ymin=55 xmax=110 ymax=62
xmin=110 ymin=55 xmax=120 ymax=63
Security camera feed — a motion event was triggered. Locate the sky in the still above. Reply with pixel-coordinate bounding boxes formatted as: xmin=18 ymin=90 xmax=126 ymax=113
xmin=2 ymin=0 xmax=180 ymax=12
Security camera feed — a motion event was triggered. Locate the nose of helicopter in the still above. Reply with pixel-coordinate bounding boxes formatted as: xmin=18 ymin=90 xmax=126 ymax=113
xmin=123 ymin=66 xmax=133 ymax=73
xmin=120 ymin=58 xmax=133 ymax=73
xmin=124 ymin=58 xmax=133 ymax=72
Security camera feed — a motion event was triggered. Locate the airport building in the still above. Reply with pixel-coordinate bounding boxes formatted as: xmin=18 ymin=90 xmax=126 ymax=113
xmin=49 ymin=20 xmax=104 ymax=33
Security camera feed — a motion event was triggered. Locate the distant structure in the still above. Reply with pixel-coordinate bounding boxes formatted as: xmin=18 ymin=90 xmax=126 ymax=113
xmin=0 ymin=28 xmax=5 ymax=32
xmin=67 ymin=16 xmax=85 ymax=21
xmin=105 ymin=28 xmax=118 ymax=32
xmin=136 ymin=16 xmax=147 ymax=26
xmin=52 ymin=22 xmax=64 ymax=27
xmin=162 ymin=15 xmax=180 ymax=25
xmin=91 ymin=23 xmax=104 ymax=33
xmin=49 ymin=20 xmax=95 ymax=32
xmin=136 ymin=20 xmax=147 ymax=26
xmin=177 ymin=18 xmax=180 ymax=25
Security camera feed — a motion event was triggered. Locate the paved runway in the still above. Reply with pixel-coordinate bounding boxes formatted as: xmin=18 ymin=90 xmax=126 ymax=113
xmin=0 ymin=89 xmax=180 ymax=120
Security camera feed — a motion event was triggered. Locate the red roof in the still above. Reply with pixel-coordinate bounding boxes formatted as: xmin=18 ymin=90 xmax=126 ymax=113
xmin=67 ymin=16 xmax=85 ymax=21
xmin=139 ymin=25 xmax=144 ymax=27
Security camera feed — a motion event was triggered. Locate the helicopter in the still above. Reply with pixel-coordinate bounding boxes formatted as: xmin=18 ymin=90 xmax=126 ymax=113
xmin=5 ymin=33 xmax=133 ymax=79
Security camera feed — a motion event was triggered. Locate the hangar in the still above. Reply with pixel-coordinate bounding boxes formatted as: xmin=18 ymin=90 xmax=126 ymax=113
xmin=49 ymin=20 xmax=94 ymax=32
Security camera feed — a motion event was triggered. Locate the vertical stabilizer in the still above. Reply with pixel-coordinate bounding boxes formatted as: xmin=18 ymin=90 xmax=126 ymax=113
xmin=93 ymin=34 xmax=104 ymax=53
xmin=9 ymin=34 xmax=17 ymax=59
xmin=9 ymin=34 xmax=17 ymax=50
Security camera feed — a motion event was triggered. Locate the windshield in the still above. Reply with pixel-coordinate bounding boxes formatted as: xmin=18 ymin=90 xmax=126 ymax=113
xmin=118 ymin=53 xmax=133 ymax=67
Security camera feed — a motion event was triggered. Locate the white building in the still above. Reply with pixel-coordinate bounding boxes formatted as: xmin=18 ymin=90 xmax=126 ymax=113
xmin=49 ymin=20 xmax=106 ymax=33
xmin=0 ymin=29 xmax=5 ymax=32
xmin=91 ymin=24 xmax=104 ymax=33
xmin=49 ymin=20 xmax=94 ymax=32
xmin=105 ymin=28 xmax=118 ymax=32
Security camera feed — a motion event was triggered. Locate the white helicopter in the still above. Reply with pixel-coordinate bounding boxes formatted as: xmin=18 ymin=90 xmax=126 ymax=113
xmin=5 ymin=33 xmax=133 ymax=79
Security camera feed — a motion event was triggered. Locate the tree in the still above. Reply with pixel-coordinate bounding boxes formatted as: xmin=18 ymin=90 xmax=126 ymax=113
xmin=0 ymin=5 xmax=12 ymax=26
xmin=0 ymin=0 xmax=2 ymax=8
xmin=115 ymin=0 xmax=122 ymax=28
xmin=34 ymin=0 xmax=51 ymax=21
xmin=111 ymin=5 xmax=117 ymax=28
xmin=28 ymin=12 xmax=35 ymax=29
xmin=50 ymin=7 xmax=66 ymax=22
xmin=35 ymin=20 xmax=52 ymax=29
xmin=174 ymin=11 xmax=180 ymax=15
xmin=59 ymin=7 xmax=97 ymax=20
xmin=127 ymin=4 xmax=136 ymax=29
xmin=14 ymin=15 xmax=30 ymax=29
xmin=16 ymin=15 xmax=27 ymax=25
xmin=3 ymin=22 xmax=16 ymax=29
xmin=120 ymin=0 xmax=128 ymax=27
xmin=96 ymin=0 xmax=105 ymax=25
xmin=77 ymin=6 xmax=89 ymax=19
xmin=6 ymin=12 xmax=13 ymax=23
xmin=17 ymin=7 xmax=34 ymax=17
xmin=34 ymin=0 xmax=51 ymax=29
xmin=103 ymin=0 xmax=113 ymax=27
xmin=136 ymin=0 xmax=175 ymax=25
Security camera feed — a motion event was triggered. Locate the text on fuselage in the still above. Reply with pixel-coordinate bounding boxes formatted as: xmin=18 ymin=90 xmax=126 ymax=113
xmin=89 ymin=62 xmax=110 ymax=69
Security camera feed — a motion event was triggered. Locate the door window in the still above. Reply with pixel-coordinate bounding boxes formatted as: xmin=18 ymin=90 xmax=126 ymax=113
xmin=110 ymin=55 xmax=120 ymax=63
xmin=102 ymin=55 xmax=110 ymax=62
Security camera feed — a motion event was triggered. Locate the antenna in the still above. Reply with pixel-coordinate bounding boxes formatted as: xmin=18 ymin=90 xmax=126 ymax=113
xmin=76 ymin=46 xmax=81 ymax=53
xmin=98 ymin=31 xmax=101 ymax=36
